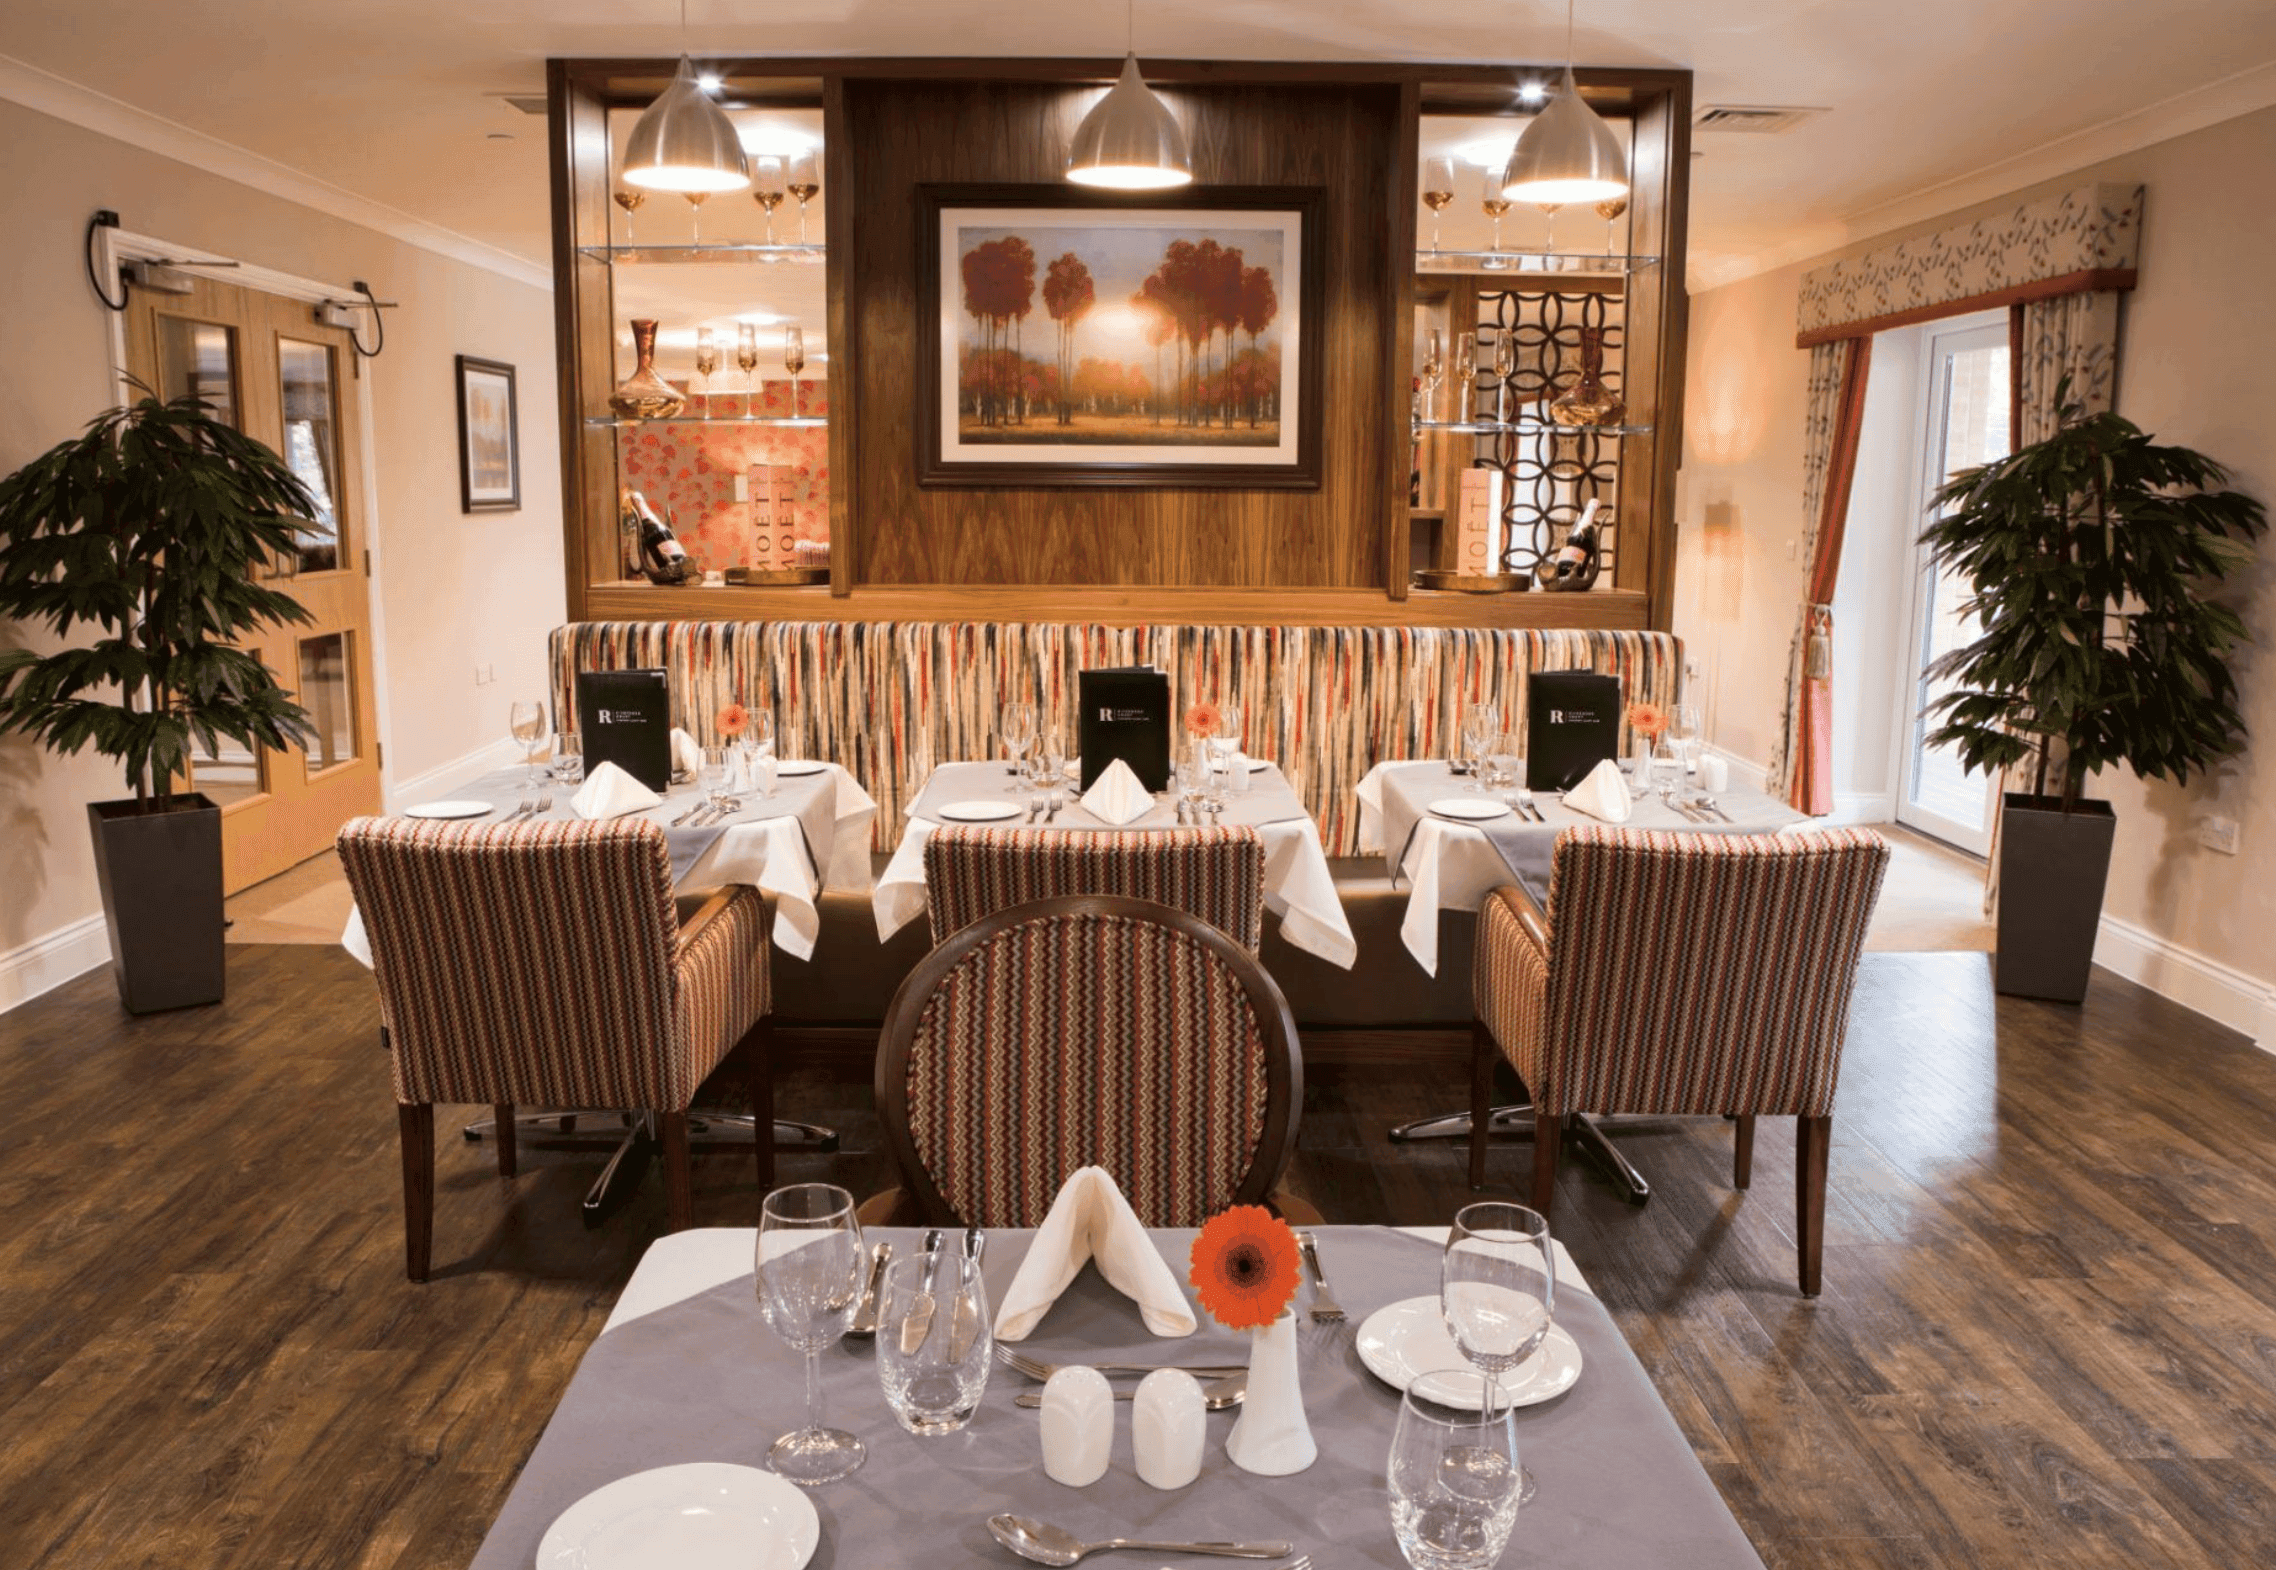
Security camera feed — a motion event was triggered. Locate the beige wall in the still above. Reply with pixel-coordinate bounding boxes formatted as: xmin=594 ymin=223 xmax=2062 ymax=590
xmin=0 ymin=98 xmax=563 ymax=971
xmin=1673 ymin=103 xmax=2276 ymax=1007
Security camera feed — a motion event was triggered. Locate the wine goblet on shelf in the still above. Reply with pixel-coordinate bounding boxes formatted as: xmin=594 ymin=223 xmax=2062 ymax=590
xmin=1535 ymin=202 xmax=1563 ymax=267
xmin=787 ymin=151 xmax=820 ymax=244
xmin=1596 ymin=196 xmax=1629 ymax=257
xmin=752 ymin=155 xmax=788 ymax=244
xmin=682 ymin=189 xmax=710 ymax=242
xmin=611 ymin=187 xmax=645 ymax=244
xmin=1480 ymin=174 xmax=1513 ymax=270
xmin=1421 ymin=156 xmax=1456 ymax=253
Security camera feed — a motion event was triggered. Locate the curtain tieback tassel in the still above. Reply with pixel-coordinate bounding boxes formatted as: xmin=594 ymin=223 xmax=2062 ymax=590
xmin=1803 ymin=606 xmax=1834 ymax=679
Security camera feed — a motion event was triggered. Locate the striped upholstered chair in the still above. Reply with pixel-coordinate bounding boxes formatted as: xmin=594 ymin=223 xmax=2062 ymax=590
xmin=337 ymin=815 xmax=774 ymax=1280
xmin=922 ymin=824 xmax=1268 ymax=950
xmin=1470 ymin=826 xmax=1890 ymax=1294
xmin=872 ymin=895 xmax=1308 ymax=1227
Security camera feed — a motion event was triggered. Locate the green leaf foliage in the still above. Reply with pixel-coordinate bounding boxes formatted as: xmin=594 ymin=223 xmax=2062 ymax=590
xmin=1919 ymin=393 xmax=2266 ymax=811
xmin=0 ymin=395 xmax=319 ymax=800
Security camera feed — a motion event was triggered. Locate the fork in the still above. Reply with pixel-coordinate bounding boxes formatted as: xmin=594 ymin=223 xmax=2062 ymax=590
xmin=670 ymin=798 xmax=708 ymax=826
xmin=1045 ymin=792 xmax=1064 ymax=822
xmin=993 ymin=1345 xmax=1246 ymax=1382
xmin=1026 ymin=795 xmax=1047 ymax=823
xmin=1296 ymin=1231 xmax=1346 ymax=1324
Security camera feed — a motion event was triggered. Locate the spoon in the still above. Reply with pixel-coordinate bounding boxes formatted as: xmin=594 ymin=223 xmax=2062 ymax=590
xmin=985 ymin=1514 xmax=1292 ymax=1565
xmin=1012 ymin=1369 xmax=1247 ymax=1411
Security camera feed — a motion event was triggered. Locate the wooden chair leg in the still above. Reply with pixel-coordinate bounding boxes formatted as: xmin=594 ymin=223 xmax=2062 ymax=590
xmin=1531 ymin=1110 xmax=1562 ymax=1221
xmin=1732 ymin=1114 xmax=1755 ymax=1191
xmin=492 ymin=1101 xmax=517 ymax=1178
xmin=1468 ymin=1019 xmax=1496 ymax=1191
xmin=398 ymin=1103 xmax=434 ymax=1283
xmin=1797 ymin=1114 xmax=1831 ymax=1296
xmin=661 ymin=1109 xmax=693 ymax=1231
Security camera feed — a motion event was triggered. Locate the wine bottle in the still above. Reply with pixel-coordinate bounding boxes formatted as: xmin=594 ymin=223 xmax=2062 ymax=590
xmin=628 ymin=492 xmax=693 ymax=585
xmin=617 ymin=489 xmax=645 ymax=579
xmin=1541 ymin=499 xmax=1602 ymax=590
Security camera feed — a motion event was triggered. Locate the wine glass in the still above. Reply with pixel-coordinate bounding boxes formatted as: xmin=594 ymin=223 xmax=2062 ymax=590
xmin=1001 ymin=699 xmax=1037 ymax=789
xmin=1458 ymin=703 xmax=1500 ymax=789
xmin=783 ymin=325 xmax=807 ymax=421
xmin=1421 ymin=156 xmax=1456 ymax=253
xmin=507 ymin=700 xmax=546 ymax=792
xmin=1388 ymin=1369 xmax=1523 ymax=1570
xmin=1480 ymin=169 xmax=1512 ymax=270
xmin=1491 ymin=329 xmax=1517 ymax=425
xmin=1535 ymin=201 xmax=1563 ymax=266
xmin=787 ymin=151 xmax=821 ymax=244
xmin=753 ymin=155 xmax=787 ymax=244
xmin=757 ymin=1183 xmax=866 ymax=1485
xmin=1418 ymin=329 xmax=1445 ymax=423
xmin=611 ymin=187 xmax=645 ymax=245
xmin=694 ymin=328 xmax=720 ymax=416
xmin=1670 ymin=701 xmax=1703 ymax=806
xmin=1207 ymin=701 xmax=1244 ymax=793
xmin=737 ymin=322 xmax=760 ymax=410
xmin=682 ymin=189 xmax=710 ymax=243
xmin=738 ymin=710 xmax=778 ymax=799
xmin=1596 ymin=195 xmax=1630 ymax=258
xmin=1442 ymin=1201 xmax=1554 ymax=1505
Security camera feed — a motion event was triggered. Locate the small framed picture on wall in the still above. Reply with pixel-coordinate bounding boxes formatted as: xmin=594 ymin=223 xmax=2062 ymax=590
xmin=455 ymin=355 xmax=520 ymax=512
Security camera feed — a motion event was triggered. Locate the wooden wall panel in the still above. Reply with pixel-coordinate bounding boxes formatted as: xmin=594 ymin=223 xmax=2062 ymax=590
xmin=842 ymin=77 xmax=1400 ymax=589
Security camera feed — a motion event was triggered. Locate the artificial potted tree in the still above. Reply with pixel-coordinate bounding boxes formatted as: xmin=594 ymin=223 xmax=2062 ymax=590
xmin=1921 ymin=392 xmax=2265 ymax=1003
xmin=0 ymin=394 xmax=316 ymax=1013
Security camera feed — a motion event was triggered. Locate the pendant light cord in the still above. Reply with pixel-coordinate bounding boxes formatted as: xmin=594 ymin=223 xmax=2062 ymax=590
xmin=1126 ymin=0 xmax=1135 ymax=56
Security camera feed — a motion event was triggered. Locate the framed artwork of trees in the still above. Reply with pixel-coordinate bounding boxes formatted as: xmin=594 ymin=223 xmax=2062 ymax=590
xmin=918 ymin=185 xmax=1323 ymax=488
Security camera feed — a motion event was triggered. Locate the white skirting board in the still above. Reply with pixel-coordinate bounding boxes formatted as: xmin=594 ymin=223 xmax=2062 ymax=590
xmin=2093 ymin=913 xmax=2275 ymax=1055
xmin=0 ymin=913 xmax=112 ymax=1015
xmin=385 ymin=736 xmax=524 ymax=813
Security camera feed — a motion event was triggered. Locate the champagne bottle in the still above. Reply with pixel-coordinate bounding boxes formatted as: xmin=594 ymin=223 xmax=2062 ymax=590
xmin=628 ymin=491 xmax=693 ymax=585
xmin=1540 ymin=499 xmax=1602 ymax=589
xmin=617 ymin=489 xmax=644 ymax=579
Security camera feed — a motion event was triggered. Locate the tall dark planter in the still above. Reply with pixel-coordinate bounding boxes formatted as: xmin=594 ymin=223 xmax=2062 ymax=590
xmin=1994 ymin=792 xmax=2117 ymax=1004
xmin=87 ymin=795 xmax=225 ymax=1014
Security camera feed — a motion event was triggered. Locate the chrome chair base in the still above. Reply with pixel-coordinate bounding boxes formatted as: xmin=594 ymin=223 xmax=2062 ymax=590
xmin=1397 ymin=1103 xmax=1652 ymax=1205
xmin=1389 ymin=1103 xmax=1537 ymax=1142
xmin=1565 ymin=1113 xmax=1653 ymax=1205
xmin=460 ymin=1109 xmax=842 ymax=1226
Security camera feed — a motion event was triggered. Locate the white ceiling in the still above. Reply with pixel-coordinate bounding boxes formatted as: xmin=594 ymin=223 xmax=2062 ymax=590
xmin=4 ymin=1 xmax=2273 ymax=290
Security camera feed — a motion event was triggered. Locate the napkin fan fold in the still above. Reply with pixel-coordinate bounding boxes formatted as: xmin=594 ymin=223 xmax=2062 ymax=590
xmin=993 ymin=1166 xmax=1197 ymax=1340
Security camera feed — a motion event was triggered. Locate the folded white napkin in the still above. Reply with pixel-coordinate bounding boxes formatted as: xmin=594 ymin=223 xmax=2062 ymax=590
xmin=1079 ymin=758 xmax=1153 ymax=826
xmin=570 ymin=760 xmax=663 ymax=821
xmin=994 ymin=1166 xmax=1196 ymax=1341
xmin=669 ymin=726 xmax=702 ymax=778
xmin=1563 ymin=756 xmax=1633 ymax=823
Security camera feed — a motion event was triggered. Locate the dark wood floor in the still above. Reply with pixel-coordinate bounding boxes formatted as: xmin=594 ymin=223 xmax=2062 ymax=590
xmin=4 ymin=947 xmax=2273 ymax=1567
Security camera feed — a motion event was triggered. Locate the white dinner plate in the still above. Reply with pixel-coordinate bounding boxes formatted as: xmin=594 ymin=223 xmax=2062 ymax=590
xmin=1355 ymin=1295 xmax=1583 ymax=1409
xmin=1429 ymin=797 xmax=1512 ymax=822
xmin=937 ymin=799 xmax=1023 ymax=822
xmin=1246 ymin=758 xmax=1273 ymax=772
xmin=537 ymin=1461 xmax=819 ymax=1570
xmin=401 ymin=799 xmax=492 ymax=821
xmin=774 ymin=759 xmax=828 ymax=776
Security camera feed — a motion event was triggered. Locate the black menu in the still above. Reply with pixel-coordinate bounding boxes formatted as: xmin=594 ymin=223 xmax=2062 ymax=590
xmin=576 ymin=668 xmax=673 ymax=791
xmin=1526 ymin=670 xmax=1623 ymax=791
xmin=1077 ymin=667 xmax=1171 ymax=791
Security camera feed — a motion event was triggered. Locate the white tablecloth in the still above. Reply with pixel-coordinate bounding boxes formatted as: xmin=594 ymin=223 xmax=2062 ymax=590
xmin=873 ymin=764 xmax=1358 ymax=969
xmin=341 ymin=765 xmax=876 ymax=968
xmin=1355 ymin=761 xmax=1811 ymax=975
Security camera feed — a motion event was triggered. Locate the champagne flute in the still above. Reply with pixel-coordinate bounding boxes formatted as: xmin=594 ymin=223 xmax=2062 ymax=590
xmin=787 ymin=150 xmax=820 ymax=244
xmin=1421 ymin=156 xmax=1457 ymax=253
xmin=753 ymin=155 xmax=787 ymax=244
xmin=737 ymin=322 xmax=760 ymax=412
xmin=1492 ymin=328 xmax=1518 ymax=425
xmin=1535 ymin=201 xmax=1563 ymax=266
xmin=1001 ymin=698 xmax=1037 ymax=790
xmin=682 ymin=189 xmax=710 ymax=243
xmin=1388 ymin=1369 xmax=1523 ymax=1570
xmin=1596 ymin=195 xmax=1630 ymax=258
xmin=694 ymin=327 xmax=720 ymax=416
xmin=611 ymin=187 xmax=645 ymax=245
xmin=757 ymin=1183 xmax=867 ymax=1485
xmin=1442 ymin=1201 xmax=1554 ymax=1505
xmin=1480 ymin=169 xmax=1512 ymax=270
xmin=783 ymin=324 xmax=806 ymax=421
xmin=1419 ymin=328 xmax=1445 ymax=423
xmin=508 ymin=699 xmax=547 ymax=794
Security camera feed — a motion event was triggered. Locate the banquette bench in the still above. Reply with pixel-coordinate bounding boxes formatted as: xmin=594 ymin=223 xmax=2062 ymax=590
xmin=548 ymin=620 xmax=1683 ymax=1031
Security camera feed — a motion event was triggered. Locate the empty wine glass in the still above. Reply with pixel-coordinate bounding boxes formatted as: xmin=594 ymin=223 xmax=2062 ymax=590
xmin=1480 ymin=168 xmax=1512 ymax=269
xmin=787 ymin=150 xmax=820 ymax=243
xmin=1486 ymin=734 xmax=1522 ymax=800
xmin=1670 ymin=701 xmax=1703 ymax=805
xmin=694 ymin=327 xmax=720 ymax=416
xmin=753 ymin=155 xmax=787 ymax=243
xmin=757 ymin=1183 xmax=866 ymax=1485
xmin=1206 ymin=700 xmax=1244 ymax=792
xmin=783 ymin=325 xmax=806 ymax=420
xmin=682 ymin=188 xmax=710 ymax=243
xmin=611 ymin=187 xmax=645 ymax=245
xmin=508 ymin=699 xmax=546 ymax=792
xmin=1421 ymin=156 xmax=1456 ymax=253
xmin=1001 ymin=699 xmax=1037 ymax=789
xmin=550 ymin=730 xmax=583 ymax=785
xmin=1458 ymin=704 xmax=1500 ymax=789
xmin=1388 ymin=1369 xmax=1523 ymax=1570
xmin=1442 ymin=1201 xmax=1554 ymax=1506
xmin=1036 ymin=728 xmax=1067 ymax=794
xmin=1596 ymin=195 xmax=1629 ymax=258
xmin=737 ymin=321 xmax=760 ymax=409
xmin=1535 ymin=201 xmax=1563 ymax=266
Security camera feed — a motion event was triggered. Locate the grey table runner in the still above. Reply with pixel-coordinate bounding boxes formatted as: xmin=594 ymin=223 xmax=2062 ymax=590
xmin=910 ymin=761 xmax=1311 ymax=832
xmin=468 ymin=1225 xmax=1763 ymax=1570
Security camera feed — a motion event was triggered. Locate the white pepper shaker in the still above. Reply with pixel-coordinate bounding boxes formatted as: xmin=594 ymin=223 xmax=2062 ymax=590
xmin=1040 ymin=1365 xmax=1113 ymax=1487
xmin=1132 ymin=1368 xmax=1206 ymax=1489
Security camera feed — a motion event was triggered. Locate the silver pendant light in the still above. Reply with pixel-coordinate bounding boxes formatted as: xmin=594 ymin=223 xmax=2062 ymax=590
xmin=623 ymin=6 xmax=749 ymax=193
xmin=1501 ymin=0 xmax=1628 ymax=204
xmin=1066 ymin=1 xmax=1191 ymax=189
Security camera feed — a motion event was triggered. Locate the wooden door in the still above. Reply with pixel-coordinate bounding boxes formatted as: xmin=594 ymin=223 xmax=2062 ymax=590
xmin=124 ymin=275 xmax=383 ymax=892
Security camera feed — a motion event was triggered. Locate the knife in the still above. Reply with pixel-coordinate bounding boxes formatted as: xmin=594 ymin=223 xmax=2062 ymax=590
xmin=846 ymin=1240 xmax=894 ymax=1339
xmin=944 ymin=1228 xmax=987 ymax=1363
xmin=900 ymin=1229 xmax=946 ymax=1355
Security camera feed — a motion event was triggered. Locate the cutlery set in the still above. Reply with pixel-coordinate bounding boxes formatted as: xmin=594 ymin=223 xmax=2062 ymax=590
xmin=1671 ymin=795 xmax=1733 ymax=823
xmin=1025 ymin=793 xmax=1066 ymax=822
xmin=1176 ymin=797 xmax=1224 ymax=825
xmin=987 ymin=1513 xmax=1301 ymax=1566
xmin=500 ymin=795 xmax=552 ymax=823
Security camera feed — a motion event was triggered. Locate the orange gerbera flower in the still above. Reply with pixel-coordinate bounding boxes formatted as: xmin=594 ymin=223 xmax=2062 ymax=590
xmin=716 ymin=702 xmax=750 ymax=738
xmin=1189 ymin=1206 xmax=1301 ymax=1330
xmin=1185 ymin=700 xmax=1223 ymax=738
xmin=1624 ymin=700 xmax=1668 ymax=739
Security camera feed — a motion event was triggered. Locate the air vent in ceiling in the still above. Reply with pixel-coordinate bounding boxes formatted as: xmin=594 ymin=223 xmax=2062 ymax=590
xmin=492 ymin=93 xmax=551 ymax=117
xmin=1693 ymin=105 xmax=1825 ymax=135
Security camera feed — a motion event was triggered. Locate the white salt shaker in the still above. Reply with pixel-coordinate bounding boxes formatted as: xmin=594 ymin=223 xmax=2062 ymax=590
xmin=1132 ymin=1369 xmax=1206 ymax=1490
xmin=1701 ymin=754 xmax=1730 ymax=794
xmin=1231 ymin=751 xmax=1252 ymax=793
xmin=1040 ymin=1366 xmax=1113 ymax=1487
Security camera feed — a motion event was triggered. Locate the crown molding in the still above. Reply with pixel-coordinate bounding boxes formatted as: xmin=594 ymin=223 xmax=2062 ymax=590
xmin=0 ymin=51 xmax=552 ymax=291
xmin=1689 ymin=55 xmax=2276 ymax=295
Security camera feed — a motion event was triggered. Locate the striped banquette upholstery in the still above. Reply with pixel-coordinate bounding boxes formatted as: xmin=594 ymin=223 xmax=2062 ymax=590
xmin=876 ymin=897 xmax=1302 ymax=1229
xmin=1471 ymin=826 xmax=1890 ymax=1294
xmin=922 ymin=824 xmax=1267 ymax=950
xmin=548 ymin=621 xmax=1683 ymax=855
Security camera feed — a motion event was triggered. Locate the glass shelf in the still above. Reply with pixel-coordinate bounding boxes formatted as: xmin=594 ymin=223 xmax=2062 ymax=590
xmin=586 ymin=415 xmax=827 ymax=429
xmin=577 ymin=242 xmax=826 ymax=265
xmin=1415 ymin=418 xmax=1653 ymax=436
xmin=1414 ymin=250 xmax=1656 ymax=276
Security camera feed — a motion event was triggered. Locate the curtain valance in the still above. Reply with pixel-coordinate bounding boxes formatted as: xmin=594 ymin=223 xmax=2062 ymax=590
xmin=1795 ymin=182 xmax=2143 ymax=347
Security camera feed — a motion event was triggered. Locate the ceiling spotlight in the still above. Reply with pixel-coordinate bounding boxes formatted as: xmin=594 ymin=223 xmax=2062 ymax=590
xmin=697 ymin=73 xmax=723 ymax=92
xmin=1518 ymin=81 xmax=1547 ymax=106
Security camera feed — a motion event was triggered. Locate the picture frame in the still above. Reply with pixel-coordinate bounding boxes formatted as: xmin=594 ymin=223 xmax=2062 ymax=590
xmin=454 ymin=354 xmax=520 ymax=512
xmin=918 ymin=184 xmax=1324 ymax=489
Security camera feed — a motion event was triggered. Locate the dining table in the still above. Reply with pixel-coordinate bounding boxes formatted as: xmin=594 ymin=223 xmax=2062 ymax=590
xmin=467 ymin=1223 xmax=1766 ymax=1569
xmin=1355 ymin=761 xmax=1811 ymax=974
xmin=339 ymin=761 xmax=877 ymax=967
xmin=872 ymin=760 xmax=1358 ymax=969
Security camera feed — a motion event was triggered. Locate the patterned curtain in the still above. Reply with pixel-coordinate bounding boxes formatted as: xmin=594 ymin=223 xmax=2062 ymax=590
xmin=1764 ymin=337 xmax=1873 ymax=815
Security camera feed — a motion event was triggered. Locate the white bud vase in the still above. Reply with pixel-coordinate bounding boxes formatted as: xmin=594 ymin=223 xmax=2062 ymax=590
xmin=1224 ymin=1311 xmax=1316 ymax=1476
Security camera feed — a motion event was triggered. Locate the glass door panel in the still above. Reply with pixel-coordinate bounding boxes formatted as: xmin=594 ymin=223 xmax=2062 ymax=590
xmin=277 ymin=337 xmax=344 ymax=574
xmin=297 ymin=631 xmax=358 ymax=776
xmin=157 ymin=317 xmax=239 ymax=426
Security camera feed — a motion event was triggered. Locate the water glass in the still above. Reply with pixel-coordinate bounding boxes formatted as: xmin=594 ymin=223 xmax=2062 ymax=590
xmin=1388 ymin=1369 xmax=1523 ymax=1570
xmin=1458 ymin=704 xmax=1500 ymax=789
xmin=1037 ymin=730 xmax=1066 ymax=791
xmin=757 ymin=1183 xmax=866 ymax=1485
xmin=1484 ymin=735 xmax=1521 ymax=800
xmin=875 ymin=1251 xmax=993 ymax=1435
xmin=549 ymin=731 xmax=583 ymax=784
xmin=700 ymin=745 xmax=733 ymax=808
